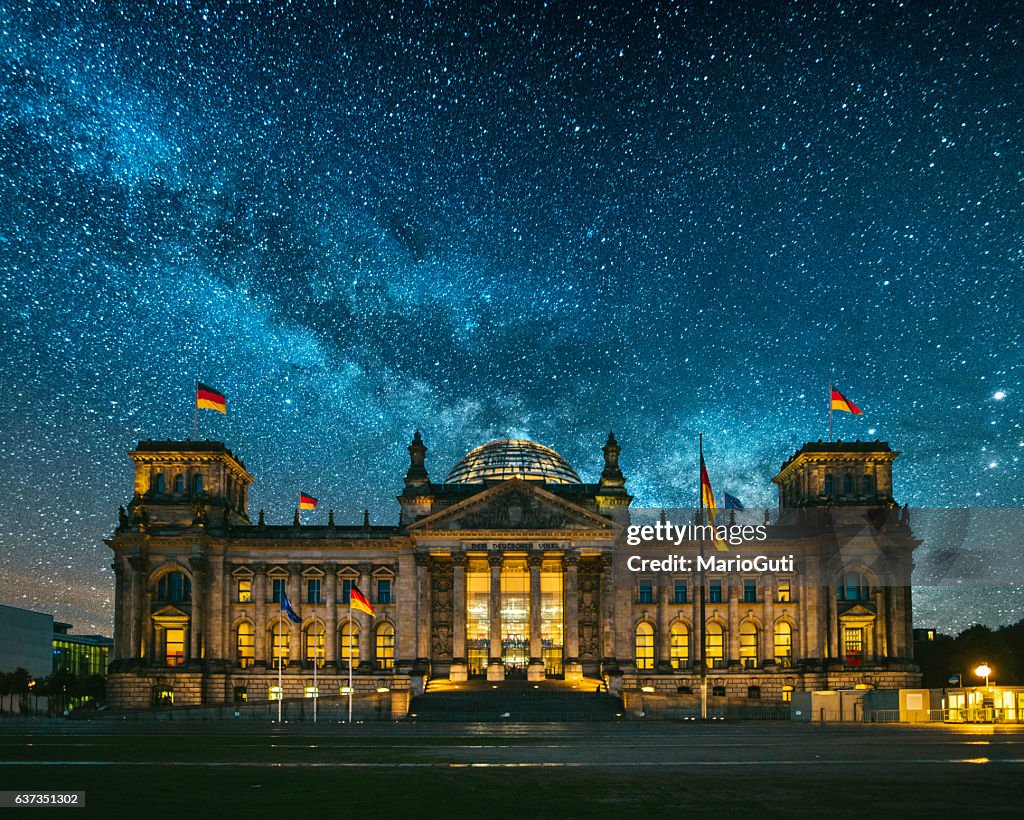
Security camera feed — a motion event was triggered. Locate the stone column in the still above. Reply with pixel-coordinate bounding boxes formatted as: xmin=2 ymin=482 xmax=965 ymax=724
xmin=288 ymin=563 xmax=302 ymax=664
xmin=207 ymin=555 xmax=225 ymax=662
xmin=112 ymin=560 xmax=125 ymax=661
xmin=128 ymin=555 xmax=146 ymax=661
xmin=826 ymin=586 xmax=839 ymax=660
xmin=657 ymin=576 xmax=672 ymax=672
xmin=188 ymin=554 xmax=206 ymax=664
xmin=325 ymin=564 xmax=338 ymax=666
xmin=527 ymin=554 xmax=545 ymax=681
xmin=727 ymin=576 xmax=740 ymax=665
xmin=253 ymin=564 xmax=267 ymax=667
xmin=357 ymin=563 xmax=373 ymax=670
xmin=415 ymin=554 xmax=431 ymax=662
xmin=563 ymin=554 xmax=582 ymax=681
xmin=487 ymin=553 xmax=504 ymax=681
xmin=450 ymin=554 xmax=468 ymax=681
xmin=599 ymin=555 xmax=617 ymax=665
xmin=762 ymin=576 xmax=775 ymax=665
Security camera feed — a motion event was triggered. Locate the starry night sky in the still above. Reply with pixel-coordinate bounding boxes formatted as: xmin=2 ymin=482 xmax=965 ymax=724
xmin=0 ymin=1 xmax=1020 ymax=635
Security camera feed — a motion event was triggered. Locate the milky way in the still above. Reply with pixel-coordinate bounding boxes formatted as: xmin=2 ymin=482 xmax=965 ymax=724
xmin=0 ymin=2 xmax=1020 ymax=634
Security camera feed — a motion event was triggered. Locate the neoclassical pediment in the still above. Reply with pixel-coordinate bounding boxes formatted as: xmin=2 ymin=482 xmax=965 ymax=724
xmin=407 ymin=479 xmax=616 ymax=534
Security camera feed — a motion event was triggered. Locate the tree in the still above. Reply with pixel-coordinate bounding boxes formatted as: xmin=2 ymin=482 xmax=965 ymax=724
xmin=10 ymin=669 xmax=31 ymax=713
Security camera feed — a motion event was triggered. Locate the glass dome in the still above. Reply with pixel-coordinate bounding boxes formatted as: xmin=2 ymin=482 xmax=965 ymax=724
xmin=445 ymin=439 xmax=582 ymax=485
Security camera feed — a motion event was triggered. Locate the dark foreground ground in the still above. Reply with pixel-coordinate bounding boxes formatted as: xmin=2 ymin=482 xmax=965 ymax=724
xmin=1 ymin=720 xmax=1021 ymax=818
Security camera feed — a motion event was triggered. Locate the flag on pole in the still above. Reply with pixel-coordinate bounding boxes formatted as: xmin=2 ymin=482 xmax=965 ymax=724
xmin=830 ymin=386 xmax=862 ymax=415
xmin=299 ymin=493 xmax=318 ymax=511
xmin=723 ymin=492 xmax=744 ymax=510
xmin=700 ymin=452 xmax=729 ymax=552
xmin=280 ymin=590 xmax=302 ymax=623
xmin=350 ymin=583 xmax=375 ymax=617
xmin=196 ymin=382 xmax=227 ymax=413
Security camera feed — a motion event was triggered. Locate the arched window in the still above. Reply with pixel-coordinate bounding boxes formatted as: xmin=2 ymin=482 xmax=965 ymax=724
xmin=271 ymin=621 xmax=289 ymax=668
xmin=740 ymin=622 xmax=759 ymax=669
xmin=375 ymin=622 xmax=395 ymax=671
xmin=339 ymin=622 xmax=359 ymax=669
xmin=842 ymin=473 xmax=853 ymax=495
xmin=838 ymin=571 xmax=870 ymax=601
xmin=193 ymin=473 xmax=203 ymax=495
xmin=634 ymin=622 xmax=655 ymax=671
xmin=823 ymin=473 xmax=833 ymax=496
xmin=153 ymin=473 xmax=165 ymax=494
xmin=173 ymin=474 xmax=185 ymax=493
xmin=705 ymin=622 xmax=724 ymax=669
xmin=670 ymin=623 xmax=689 ymax=670
xmin=304 ymin=621 xmax=325 ymax=668
xmin=862 ymin=474 xmax=873 ymax=496
xmin=774 ymin=622 xmax=793 ymax=666
xmin=156 ymin=571 xmax=191 ymax=602
xmin=236 ymin=622 xmax=255 ymax=668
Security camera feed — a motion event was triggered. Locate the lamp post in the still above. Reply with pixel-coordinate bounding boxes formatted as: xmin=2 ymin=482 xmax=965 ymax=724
xmin=975 ymin=663 xmax=991 ymax=687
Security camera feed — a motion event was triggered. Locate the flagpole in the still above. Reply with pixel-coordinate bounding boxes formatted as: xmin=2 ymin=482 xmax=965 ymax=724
xmin=347 ymin=601 xmax=353 ymax=724
xmin=193 ymin=378 xmax=198 ymax=441
xmin=313 ymin=610 xmax=318 ymax=724
xmin=277 ymin=607 xmax=283 ymax=723
xmin=829 ymin=382 xmax=833 ymax=443
xmin=698 ymin=433 xmax=708 ymax=721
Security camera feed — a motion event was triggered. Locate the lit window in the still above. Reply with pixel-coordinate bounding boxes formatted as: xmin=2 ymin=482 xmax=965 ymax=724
xmin=237 ymin=579 xmax=252 ymax=603
xmin=233 ymin=686 xmax=247 ymax=703
xmin=670 ymin=623 xmax=689 ymax=669
xmin=673 ymin=582 xmax=687 ymax=604
xmin=782 ymin=685 xmax=794 ymax=703
xmin=305 ymin=622 xmax=325 ymax=668
xmin=153 ymin=687 xmax=174 ymax=707
xmin=635 ymin=622 xmax=655 ymax=670
xmin=165 ymin=628 xmax=185 ymax=667
xmin=268 ymin=686 xmax=283 ymax=701
xmin=307 ymin=578 xmax=322 ymax=604
xmin=774 ymin=621 xmax=793 ymax=666
xmin=844 ymin=627 xmax=864 ymax=666
xmin=705 ymin=622 xmax=724 ymax=668
xmin=377 ymin=579 xmax=392 ymax=604
xmin=272 ymin=578 xmax=285 ymax=604
xmin=638 ymin=583 xmax=653 ymax=604
xmin=236 ymin=621 xmax=255 ymax=668
xmin=708 ymin=581 xmax=722 ymax=603
xmin=271 ymin=622 xmax=289 ymax=668
xmin=743 ymin=579 xmax=757 ymax=603
xmin=375 ymin=623 xmax=395 ymax=671
xmin=776 ymin=581 xmax=791 ymax=603
xmin=304 ymin=686 xmax=319 ymax=699
xmin=339 ymin=622 xmax=359 ymax=669
xmin=740 ymin=622 xmax=758 ymax=668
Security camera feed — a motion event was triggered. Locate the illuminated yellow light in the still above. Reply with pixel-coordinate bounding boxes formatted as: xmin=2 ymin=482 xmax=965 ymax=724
xmin=376 ymin=687 xmax=390 ymax=693
xmin=641 ymin=686 xmax=655 ymax=693
xmin=975 ymin=663 xmax=991 ymax=679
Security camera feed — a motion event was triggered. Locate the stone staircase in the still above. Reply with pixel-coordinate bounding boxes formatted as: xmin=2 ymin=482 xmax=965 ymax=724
xmin=408 ymin=678 xmax=624 ymax=722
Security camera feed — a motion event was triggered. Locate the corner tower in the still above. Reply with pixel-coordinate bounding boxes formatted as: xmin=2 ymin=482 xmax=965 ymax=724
xmin=772 ymin=440 xmax=898 ymax=509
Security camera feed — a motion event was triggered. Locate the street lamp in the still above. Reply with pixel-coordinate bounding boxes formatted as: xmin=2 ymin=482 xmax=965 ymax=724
xmin=975 ymin=663 xmax=991 ymax=687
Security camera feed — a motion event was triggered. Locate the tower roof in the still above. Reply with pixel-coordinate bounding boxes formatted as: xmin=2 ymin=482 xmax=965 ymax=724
xmin=445 ymin=439 xmax=582 ymax=485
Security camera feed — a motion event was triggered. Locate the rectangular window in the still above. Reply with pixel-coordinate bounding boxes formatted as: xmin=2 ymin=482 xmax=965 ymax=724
xmin=268 ymin=686 xmax=283 ymax=701
xmin=272 ymin=578 xmax=285 ymax=604
xmin=673 ymin=583 xmax=687 ymax=604
xmin=638 ymin=582 xmax=653 ymax=604
xmin=708 ymin=581 xmax=722 ymax=603
xmin=237 ymin=578 xmax=252 ymax=603
xmin=165 ymin=628 xmax=185 ymax=667
xmin=844 ymin=627 xmax=864 ymax=667
xmin=777 ymin=581 xmax=792 ymax=603
xmin=376 ymin=579 xmax=392 ymax=604
xmin=341 ymin=578 xmax=353 ymax=604
xmin=743 ymin=579 xmax=757 ymax=603
xmin=307 ymin=578 xmax=322 ymax=604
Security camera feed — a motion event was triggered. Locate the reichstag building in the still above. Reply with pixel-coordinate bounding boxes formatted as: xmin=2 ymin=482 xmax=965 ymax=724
xmin=106 ymin=433 xmax=921 ymax=712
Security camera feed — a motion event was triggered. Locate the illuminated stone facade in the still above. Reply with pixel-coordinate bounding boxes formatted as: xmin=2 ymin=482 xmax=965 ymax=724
xmin=106 ymin=434 xmax=921 ymax=711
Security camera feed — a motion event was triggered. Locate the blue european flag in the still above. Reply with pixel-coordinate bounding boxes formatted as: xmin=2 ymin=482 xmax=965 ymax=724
xmin=723 ymin=492 xmax=744 ymax=511
xmin=280 ymin=590 xmax=302 ymax=623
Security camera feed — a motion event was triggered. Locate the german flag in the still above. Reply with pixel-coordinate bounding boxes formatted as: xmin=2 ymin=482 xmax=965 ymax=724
xmin=700 ymin=452 xmax=729 ymax=552
xmin=831 ymin=386 xmax=862 ymax=415
xmin=299 ymin=493 xmax=318 ymax=511
xmin=350 ymin=583 xmax=375 ymax=617
xmin=196 ymin=382 xmax=227 ymax=413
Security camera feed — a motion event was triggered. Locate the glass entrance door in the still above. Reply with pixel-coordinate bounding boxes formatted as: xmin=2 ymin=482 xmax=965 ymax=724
xmin=501 ymin=559 xmax=529 ymax=678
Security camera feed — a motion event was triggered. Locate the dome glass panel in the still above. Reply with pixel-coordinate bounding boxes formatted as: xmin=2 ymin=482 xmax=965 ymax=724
xmin=446 ymin=439 xmax=581 ymax=485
